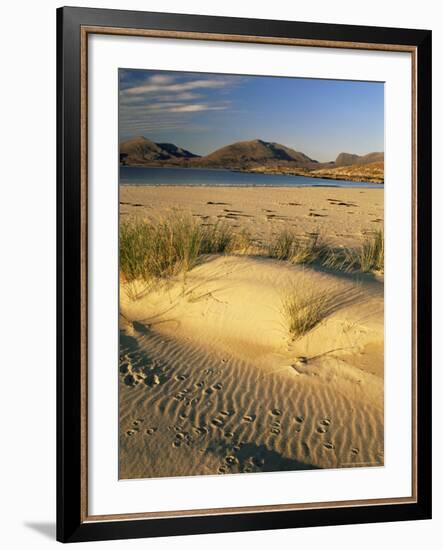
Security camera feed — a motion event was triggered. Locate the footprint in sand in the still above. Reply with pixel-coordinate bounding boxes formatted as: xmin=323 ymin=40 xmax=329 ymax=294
xmin=351 ymin=447 xmax=360 ymax=455
xmin=145 ymin=427 xmax=157 ymax=435
xmin=225 ymin=455 xmax=239 ymax=466
xmin=323 ymin=442 xmax=335 ymax=450
xmin=224 ymin=431 xmax=234 ymax=438
xmin=317 ymin=417 xmax=331 ymax=433
xmin=211 ymin=418 xmax=224 ymax=428
xmin=212 ymin=383 xmax=223 ymax=390
xmin=175 ymin=374 xmax=188 ymax=381
xmin=271 ymin=408 xmax=282 ymax=416
xmin=126 ymin=430 xmax=136 ymax=437
xmin=243 ymin=414 xmax=256 ymax=423
xmin=123 ymin=374 xmax=136 ymax=387
xmin=220 ymin=409 xmax=234 ymax=417
xmin=194 ymin=426 xmax=209 ymax=436
xmin=218 ymin=466 xmax=228 ymax=474
xmin=295 ymin=415 xmax=305 ymax=423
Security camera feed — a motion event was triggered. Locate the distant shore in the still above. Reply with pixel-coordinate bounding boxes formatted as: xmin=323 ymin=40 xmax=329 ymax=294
xmin=120 ymin=162 xmax=384 ymax=184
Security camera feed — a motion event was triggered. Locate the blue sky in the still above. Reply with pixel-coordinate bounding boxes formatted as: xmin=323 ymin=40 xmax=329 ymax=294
xmin=119 ymin=69 xmax=384 ymax=162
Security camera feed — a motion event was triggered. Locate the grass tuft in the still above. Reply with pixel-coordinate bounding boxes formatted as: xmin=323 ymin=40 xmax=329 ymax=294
xmin=119 ymin=215 xmax=242 ymax=284
xmin=268 ymin=231 xmax=325 ymax=264
xmin=282 ymin=284 xmax=338 ymax=339
xmin=357 ymin=229 xmax=384 ymax=273
xmin=321 ymin=230 xmax=384 ymax=274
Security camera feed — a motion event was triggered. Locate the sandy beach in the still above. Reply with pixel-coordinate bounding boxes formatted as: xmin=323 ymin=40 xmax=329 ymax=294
xmin=120 ymin=185 xmax=383 ymax=247
xmin=119 ymin=185 xmax=384 ymax=479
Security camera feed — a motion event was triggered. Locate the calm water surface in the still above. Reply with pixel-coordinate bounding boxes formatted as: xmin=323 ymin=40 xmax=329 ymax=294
xmin=120 ymin=166 xmax=383 ymax=189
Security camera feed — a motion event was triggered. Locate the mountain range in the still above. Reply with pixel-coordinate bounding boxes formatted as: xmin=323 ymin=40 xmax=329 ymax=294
xmin=119 ymin=136 xmax=384 ymax=182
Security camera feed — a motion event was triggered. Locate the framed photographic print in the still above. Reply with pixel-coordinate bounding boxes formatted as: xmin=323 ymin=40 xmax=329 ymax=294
xmin=57 ymin=6 xmax=432 ymax=543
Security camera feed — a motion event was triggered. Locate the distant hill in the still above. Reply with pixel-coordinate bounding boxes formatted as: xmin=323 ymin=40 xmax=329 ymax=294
xmin=120 ymin=137 xmax=199 ymax=165
xmin=335 ymin=152 xmax=384 ymax=166
xmin=119 ymin=137 xmax=383 ymax=182
xmin=310 ymin=161 xmax=384 ymax=183
xmin=195 ymin=139 xmax=317 ymax=168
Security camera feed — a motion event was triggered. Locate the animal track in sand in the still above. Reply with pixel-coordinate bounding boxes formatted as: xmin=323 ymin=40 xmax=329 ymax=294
xmin=302 ymin=442 xmax=311 ymax=457
xmin=194 ymin=426 xmax=209 ymax=436
xmin=211 ymin=418 xmax=224 ymax=428
xmin=271 ymin=408 xmax=282 ymax=416
xmin=316 ymin=417 xmax=331 ymax=433
xmin=242 ymin=414 xmax=256 ymax=423
xmin=295 ymin=415 xmax=305 ymax=423
xmin=351 ymin=447 xmax=360 ymax=455
xmin=323 ymin=442 xmax=335 ymax=450
xmin=145 ymin=427 xmax=157 ymax=435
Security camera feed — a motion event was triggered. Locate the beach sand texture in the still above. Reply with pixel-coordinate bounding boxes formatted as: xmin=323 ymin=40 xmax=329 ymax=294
xmin=119 ymin=186 xmax=384 ymax=479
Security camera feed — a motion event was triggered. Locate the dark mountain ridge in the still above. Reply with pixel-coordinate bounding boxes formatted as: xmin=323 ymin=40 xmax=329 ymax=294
xmin=119 ymin=137 xmax=384 ymax=182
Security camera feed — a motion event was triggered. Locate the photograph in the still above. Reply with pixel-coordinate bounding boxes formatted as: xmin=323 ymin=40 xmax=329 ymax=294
xmin=118 ymin=68 xmax=385 ymax=480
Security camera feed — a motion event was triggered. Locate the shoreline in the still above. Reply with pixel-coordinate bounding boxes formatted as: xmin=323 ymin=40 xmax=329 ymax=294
xmin=120 ymin=164 xmax=384 ymax=185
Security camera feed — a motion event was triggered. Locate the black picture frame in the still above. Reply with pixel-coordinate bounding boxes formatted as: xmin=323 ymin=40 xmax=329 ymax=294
xmin=57 ymin=6 xmax=432 ymax=543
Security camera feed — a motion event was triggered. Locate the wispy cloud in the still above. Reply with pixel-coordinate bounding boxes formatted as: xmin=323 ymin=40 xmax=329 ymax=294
xmin=119 ymin=71 xmax=235 ymax=138
xmin=123 ymin=77 xmax=229 ymax=96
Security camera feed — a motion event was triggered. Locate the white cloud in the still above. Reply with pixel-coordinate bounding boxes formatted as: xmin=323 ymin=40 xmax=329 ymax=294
xmin=124 ymin=78 xmax=228 ymax=96
xmin=167 ymin=104 xmax=227 ymax=113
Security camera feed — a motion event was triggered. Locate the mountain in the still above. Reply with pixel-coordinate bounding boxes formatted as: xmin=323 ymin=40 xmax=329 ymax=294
xmin=335 ymin=152 xmax=384 ymax=166
xmin=120 ymin=137 xmax=199 ymax=165
xmin=156 ymin=142 xmax=199 ymax=159
xmin=310 ymin=161 xmax=384 ymax=183
xmin=119 ymin=137 xmax=383 ymax=182
xmin=196 ymin=139 xmax=317 ymax=168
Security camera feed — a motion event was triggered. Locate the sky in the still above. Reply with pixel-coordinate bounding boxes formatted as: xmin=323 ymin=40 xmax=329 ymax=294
xmin=119 ymin=69 xmax=384 ymax=163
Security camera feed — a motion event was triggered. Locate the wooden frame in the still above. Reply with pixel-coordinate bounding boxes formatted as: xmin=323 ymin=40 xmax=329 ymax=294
xmin=57 ymin=6 xmax=432 ymax=543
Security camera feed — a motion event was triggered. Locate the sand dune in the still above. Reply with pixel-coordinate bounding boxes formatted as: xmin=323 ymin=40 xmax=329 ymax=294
xmin=119 ymin=256 xmax=384 ymax=479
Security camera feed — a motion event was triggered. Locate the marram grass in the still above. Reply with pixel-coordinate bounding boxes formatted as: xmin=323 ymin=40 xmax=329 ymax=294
xmin=119 ymin=215 xmax=248 ymax=283
xmin=267 ymin=231 xmax=326 ymax=264
xmin=281 ymin=284 xmax=339 ymax=339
